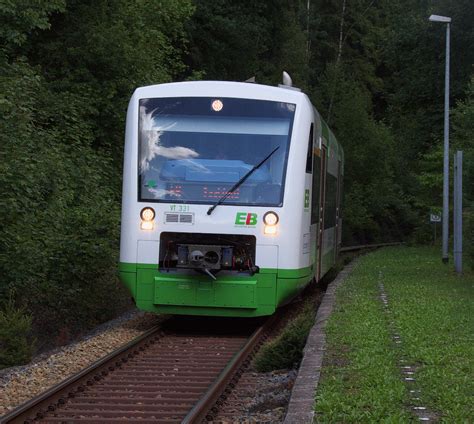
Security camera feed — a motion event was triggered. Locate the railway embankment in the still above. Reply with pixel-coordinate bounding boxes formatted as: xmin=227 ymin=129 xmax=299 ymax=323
xmin=0 ymin=312 xmax=163 ymax=416
xmin=295 ymin=246 xmax=472 ymax=422
xmin=2 ymin=246 xmax=471 ymax=422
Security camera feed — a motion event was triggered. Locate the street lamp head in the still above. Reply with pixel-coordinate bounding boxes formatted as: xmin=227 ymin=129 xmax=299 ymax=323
xmin=429 ymin=14 xmax=451 ymax=23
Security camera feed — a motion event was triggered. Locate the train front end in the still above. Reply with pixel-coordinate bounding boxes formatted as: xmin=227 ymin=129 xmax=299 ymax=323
xmin=119 ymin=81 xmax=314 ymax=317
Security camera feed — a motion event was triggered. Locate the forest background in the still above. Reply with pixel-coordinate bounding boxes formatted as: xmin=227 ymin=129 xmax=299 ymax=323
xmin=0 ymin=0 xmax=472 ymax=367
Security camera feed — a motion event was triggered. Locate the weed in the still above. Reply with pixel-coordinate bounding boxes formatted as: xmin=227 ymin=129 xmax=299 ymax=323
xmin=254 ymin=301 xmax=315 ymax=372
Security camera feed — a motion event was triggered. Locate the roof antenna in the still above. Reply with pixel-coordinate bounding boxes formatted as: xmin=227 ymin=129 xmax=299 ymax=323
xmin=278 ymin=71 xmax=301 ymax=91
xmin=282 ymin=71 xmax=293 ymax=87
xmin=245 ymin=76 xmax=256 ymax=83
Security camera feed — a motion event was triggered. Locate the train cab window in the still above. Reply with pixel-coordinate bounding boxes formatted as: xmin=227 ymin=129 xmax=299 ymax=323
xmin=305 ymin=124 xmax=314 ymax=174
xmin=138 ymin=97 xmax=296 ymax=207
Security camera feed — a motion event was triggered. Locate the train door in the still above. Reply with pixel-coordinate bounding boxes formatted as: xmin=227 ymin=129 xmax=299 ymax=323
xmin=335 ymin=160 xmax=342 ymax=258
xmin=317 ymin=145 xmax=327 ymax=280
xmin=306 ymin=124 xmax=318 ymax=277
xmin=311 ymin=141 xmax=321 ymax=278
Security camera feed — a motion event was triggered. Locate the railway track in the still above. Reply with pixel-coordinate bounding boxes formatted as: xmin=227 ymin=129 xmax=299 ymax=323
xmin=0 ymin=316 xmax=273 ymax=424
xmin=2 ymin=243 xmax=399 ymax=424
xmin=340 ymin=242 xmax=404 ymax=253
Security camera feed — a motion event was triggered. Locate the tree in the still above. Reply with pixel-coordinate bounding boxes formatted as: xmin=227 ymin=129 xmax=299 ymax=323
xmin=0 ymin=0 xmax=195 ymax=350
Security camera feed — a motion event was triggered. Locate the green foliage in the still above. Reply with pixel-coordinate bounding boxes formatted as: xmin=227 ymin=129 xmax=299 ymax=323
xmin=253 ymin=302 xmax=315 ymax=372
xmin=465 ymin=206 xmax=474 ymax=271
xmin=186 ymin=0 xmax=269 ymax=81
xmin=414 ymin=77 xmax=474 ymax=251
xmin=0 ymin=295 xmax=34 ymax=368
xmin=186 ymin=0 xmax=309 ymax=87
xmin=308 ymin=0 xmax=386 ymax=99
xmin=0 ymin=0 xmax=65 ymax=49
xmin=308 ymin=0 xmax=473 ymax=245
xmin=0 ymin=0 xmax=195 ymax=360
xmin=451 ymin=78 xmax=474 ymax=270
xmin=29 ymin=0 xmax=194 ymax=161
xmin=315 ymin=71 xmax=415 ymax=243
xmin=378 ymin=0 xmax=474 ymax=247
xmin=315 ymin=247 xmax=473 ymax=421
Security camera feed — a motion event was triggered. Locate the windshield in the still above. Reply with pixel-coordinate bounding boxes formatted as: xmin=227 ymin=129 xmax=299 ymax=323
xmin=138 ymin=97 xmax=295 ymax=206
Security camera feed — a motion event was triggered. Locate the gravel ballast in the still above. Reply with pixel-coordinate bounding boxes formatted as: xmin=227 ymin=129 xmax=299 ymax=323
xmin=0 ymin=310 xmax=163 ymax=416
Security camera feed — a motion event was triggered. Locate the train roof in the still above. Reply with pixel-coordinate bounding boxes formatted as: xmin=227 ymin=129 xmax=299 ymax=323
xmin=133 ymin=80 xmax=308 ymax=105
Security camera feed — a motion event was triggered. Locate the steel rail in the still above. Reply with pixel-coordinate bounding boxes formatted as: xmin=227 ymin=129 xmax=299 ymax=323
xmin=0 ymin=325 xmax=164 ymax=424
xmin=340 ymin=242 xmax=404 ymax=253
xmin=182 ymin=316 xmax=274 ymax=424
xmin=1 ymin=318 xmax=270 ymax=424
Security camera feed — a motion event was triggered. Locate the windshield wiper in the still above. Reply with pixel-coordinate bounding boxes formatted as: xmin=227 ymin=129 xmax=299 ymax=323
xmin=207 ymin=146 xmax=280 ymax=215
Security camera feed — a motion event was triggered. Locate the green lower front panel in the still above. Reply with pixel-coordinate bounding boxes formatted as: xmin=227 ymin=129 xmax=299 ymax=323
xmin=119 ymin=263 xmax=313 ymax=317
xmin=155 ymin=278 xmax=257 ymax=308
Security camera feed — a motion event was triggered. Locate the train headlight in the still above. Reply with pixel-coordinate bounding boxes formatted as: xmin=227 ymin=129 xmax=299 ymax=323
xmin=263 ymin=212 xmax=279 ymax=226
xmin=140 ymin=207 xmax=155 ymax=221
xmin=264 ymin=225 xmax=278 ymax=235
xmin=211 ymin=99 xmax=223 ymax=112
xmin=140 ymin=207 xmax=155 ymax=230
xmin=263 ymin=211 xmax=279 ymax=235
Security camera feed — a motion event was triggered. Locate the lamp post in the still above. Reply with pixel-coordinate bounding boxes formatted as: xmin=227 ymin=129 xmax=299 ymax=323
xmin=429 ymin=14 xmax=451 ymax=264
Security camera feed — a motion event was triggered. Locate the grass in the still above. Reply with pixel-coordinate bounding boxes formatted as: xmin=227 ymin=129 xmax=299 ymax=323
xmin=253 ymin=300 xmax=315 ymax=372
xmin=314 ymin=246 xmax=473 ymax=423
xmin=253 ymin=255 xmax=348 ymax=373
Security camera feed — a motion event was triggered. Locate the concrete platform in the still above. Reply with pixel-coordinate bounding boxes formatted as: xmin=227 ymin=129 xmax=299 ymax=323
xmin=284 ymin=261 xmax=357 ymax=423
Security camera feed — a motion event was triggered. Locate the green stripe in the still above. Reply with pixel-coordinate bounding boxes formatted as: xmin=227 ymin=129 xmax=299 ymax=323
xmin=278 ymin=266 xmax=312 ymax=279
xmin=119 ymin=262 xmax=136 ymax=272
xmin=119 ymin=262 xmax=158 ymax=271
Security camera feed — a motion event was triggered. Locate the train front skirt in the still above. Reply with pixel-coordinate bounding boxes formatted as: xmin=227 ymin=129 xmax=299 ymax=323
xmin=119 ymin=262 xmax=313 ymax=317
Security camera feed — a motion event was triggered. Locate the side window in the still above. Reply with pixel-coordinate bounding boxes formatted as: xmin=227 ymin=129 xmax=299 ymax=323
xmin=311 ymin=154 xmax=321 ymax=224
xmin=305 ymin=124 xmax=314 ymax=173
xmin=324 ymin=174 xmax=338 ymax=229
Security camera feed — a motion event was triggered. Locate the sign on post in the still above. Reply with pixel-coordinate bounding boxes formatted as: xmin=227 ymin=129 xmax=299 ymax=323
xmin=430 ymin=211 xmax=442 ymax=244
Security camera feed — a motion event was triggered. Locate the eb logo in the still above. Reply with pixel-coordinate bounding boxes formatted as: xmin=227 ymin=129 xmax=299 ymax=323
xmin=235 ymin=212 xmax=257 ymax=226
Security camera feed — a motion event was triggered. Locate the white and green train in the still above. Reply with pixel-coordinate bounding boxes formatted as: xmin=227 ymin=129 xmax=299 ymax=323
xmin=119 ymin=75 xmax=344 ymax=317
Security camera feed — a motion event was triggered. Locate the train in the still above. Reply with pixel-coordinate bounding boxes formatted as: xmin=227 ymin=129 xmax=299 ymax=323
xmin=119 ymin=74 xmax=344 ymax=317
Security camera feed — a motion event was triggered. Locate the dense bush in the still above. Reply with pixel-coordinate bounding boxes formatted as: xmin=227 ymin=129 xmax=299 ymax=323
xmin=0 ymin=296 xmax=34 ymax=368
